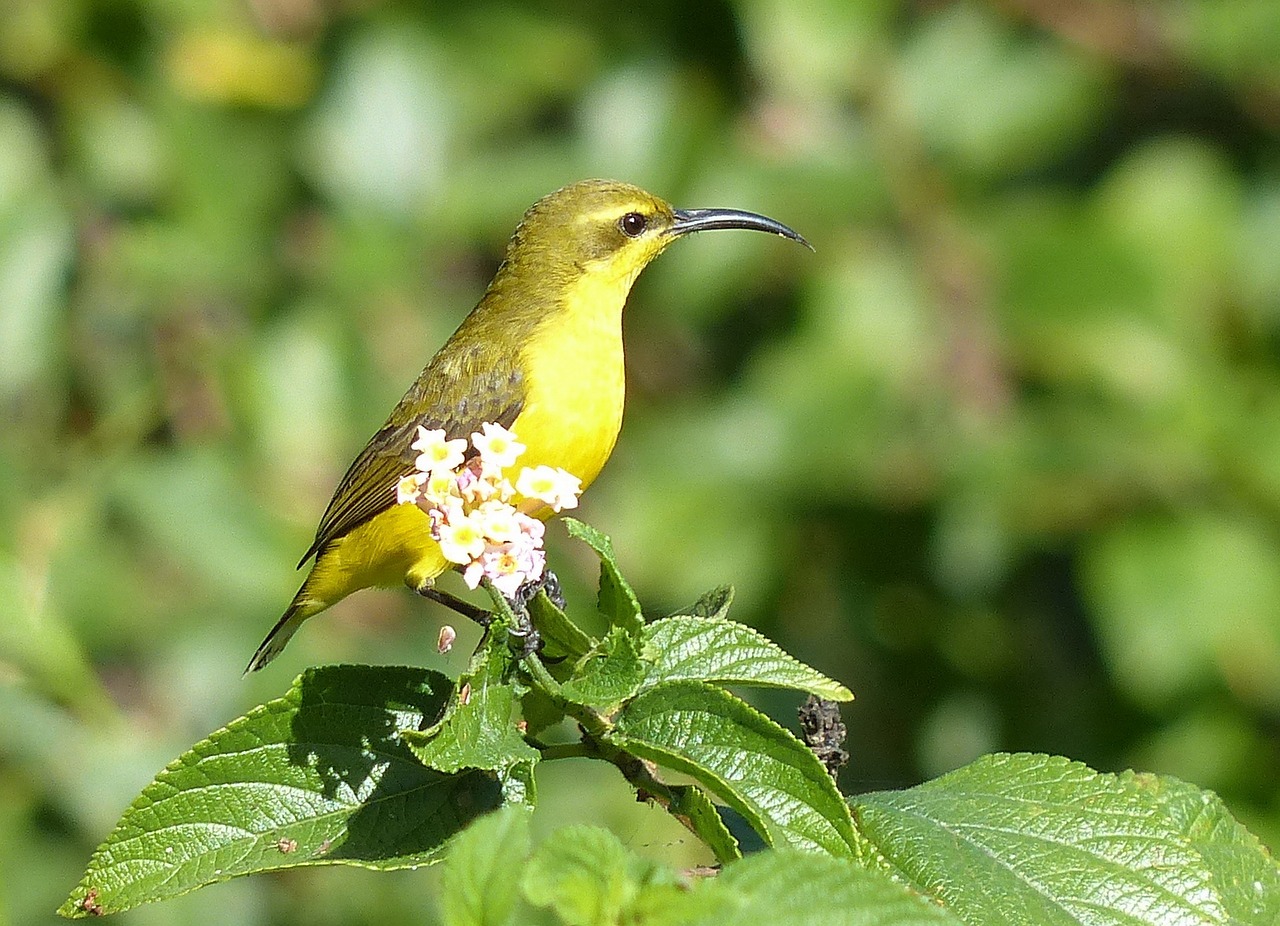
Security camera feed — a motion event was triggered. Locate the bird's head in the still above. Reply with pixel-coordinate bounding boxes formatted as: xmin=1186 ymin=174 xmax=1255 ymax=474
xmin=502 ymin=179 xmax=810 ymax=291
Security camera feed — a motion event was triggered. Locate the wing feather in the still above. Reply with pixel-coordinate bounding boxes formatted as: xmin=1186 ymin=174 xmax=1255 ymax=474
xmin=298 ymin=354 xmax=524 ymax=566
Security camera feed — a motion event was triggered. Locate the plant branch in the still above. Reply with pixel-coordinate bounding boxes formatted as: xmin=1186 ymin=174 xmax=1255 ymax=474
xmin=538 ymin=742 xmax=595 ymax=761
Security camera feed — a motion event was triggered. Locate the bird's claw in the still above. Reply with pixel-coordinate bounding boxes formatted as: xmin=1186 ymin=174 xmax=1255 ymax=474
xmin=502 ymin=569 xmax=564 ymax=659
xmin=542 ymin=569 xmax=566 ymax=610
xmin=513 ymin=569 xmax=565 ymax=611
xmin=506 ymin=605 xmax=543 ymax=658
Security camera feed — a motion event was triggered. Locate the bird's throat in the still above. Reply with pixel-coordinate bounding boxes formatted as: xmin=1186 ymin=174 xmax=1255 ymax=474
xmin=511 ymin=265 xmax=635 ymax=491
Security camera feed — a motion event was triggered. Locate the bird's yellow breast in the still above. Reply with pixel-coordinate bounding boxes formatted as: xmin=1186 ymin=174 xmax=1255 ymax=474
xmin=297 ymin=264 xmax=634 ymax=613
xmin=511 ymin=263 xmax=633 ymax=488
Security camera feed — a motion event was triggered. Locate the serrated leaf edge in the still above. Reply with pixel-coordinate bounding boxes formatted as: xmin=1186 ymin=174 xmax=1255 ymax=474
xmin=610 ymin=680 xmax=858 ymax=859
xmin=642 ymin=615 xmax=853 ymax=701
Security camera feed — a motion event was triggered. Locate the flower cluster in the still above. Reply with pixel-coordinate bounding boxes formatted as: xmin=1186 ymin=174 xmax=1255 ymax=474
xmin=395 ymin=422 xmax=581 ymax=598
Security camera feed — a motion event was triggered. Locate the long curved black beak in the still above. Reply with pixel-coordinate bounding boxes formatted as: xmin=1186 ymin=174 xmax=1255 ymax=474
xmin=669 ymin=207 xmax=813 ymax=251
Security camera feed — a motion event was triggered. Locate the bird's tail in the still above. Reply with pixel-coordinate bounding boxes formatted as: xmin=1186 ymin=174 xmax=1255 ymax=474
xmin=245 ymin=594 xmax=323 ymax=674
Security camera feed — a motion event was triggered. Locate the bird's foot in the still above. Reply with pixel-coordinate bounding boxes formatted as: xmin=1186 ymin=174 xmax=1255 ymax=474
xmin=416 ymin=578 xmax=549 ymax=657
xmin=513 ymin=569 xmax=565 ymax=611
xmin=506 ymin=603 xmax=542 ymax=658
xmin=416 ymin=585 xmax=492 ymax=627
xmin=542 ymin=569 xmax=566 ymax=610
xmin=503 ymin=570 xmax=570 ymax=659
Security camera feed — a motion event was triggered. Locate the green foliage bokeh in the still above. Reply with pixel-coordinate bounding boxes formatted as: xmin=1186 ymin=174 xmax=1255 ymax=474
xmin=1 ymin=1 xmax=1278 ymax=923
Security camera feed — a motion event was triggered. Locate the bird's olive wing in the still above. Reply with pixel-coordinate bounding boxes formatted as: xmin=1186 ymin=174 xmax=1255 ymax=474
xmin=298 ymin=359 xmax=524 ymax=566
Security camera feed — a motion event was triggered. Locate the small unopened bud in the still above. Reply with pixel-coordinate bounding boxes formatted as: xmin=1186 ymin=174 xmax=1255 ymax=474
xmin=437 ymin=624 xmax=456 ymax=654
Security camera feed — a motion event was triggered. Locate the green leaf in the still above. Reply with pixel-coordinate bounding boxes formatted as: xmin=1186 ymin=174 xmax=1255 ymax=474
xmin=521 ymin=825 xmax=685 ymax=926
xmin=609 ymin=680 xmax=860 ymax=859
xmin=666 ymin=784 xmax=741 ymax=865
xmin=689 ymin=849 xmax=963 ymax=926
xmin=559 ymin=627 xmax=649 ymax=711
xmin=852 ymin=752 xmax=1280 ymax=926
xmin=402 ymin=679 xmax=538 ymax=774
xmin=528 ymin=589 xmax=595 ymax=661
xmin=60 ymin=666 xmax=505 ymax=918
xmin=1161 ymin=773 xmax=1280 ymax=924
xmin=681 ymin=585 xmax=735 ymax=621
xmin=563 ymin=518 xmax=644 ymax=636
xmin=438 ymin=805 xmax=533 ymax=926
xmin=642 ymin=615 xmax=853 ymax=700
xmin=519 ymin=683 xmax=570 ymax=739
xmin=404 ymin=635 xmax=539 ymax=774
xmin=497 ymin=758 xmax=538 ymax=808
xmin=518 ymin=832 xmax=958 ymax=926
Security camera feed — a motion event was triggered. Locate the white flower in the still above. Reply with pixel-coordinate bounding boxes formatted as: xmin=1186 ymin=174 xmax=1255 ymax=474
xmin=397 ymin=419 xmax=559 ymax=601
xmin=396 ymin=472 xmax=427 ymax=505
xmin=471 ymin=422 xmax=526 ymax=470
xmin=462 ymin=541 xmax=545 ymax=598
xmin=411 ymin=427 xmax=468 ymax=474
xmin=515 ymin=465 xmax=582 ymax=512
xmin=518 ymin=514 xmax=545 ymax=543
xmin=458 ymin=467 xmax=497 ymax=503
xmin=425 ymin=470 xmax=457 ymax=500
xmin=473 ymin=500 xmax=523 ymax=543
xmin=486 ymin=552 xmax=527 ymax=598
xmin=435 ymin=513 xmax=488 ymax=565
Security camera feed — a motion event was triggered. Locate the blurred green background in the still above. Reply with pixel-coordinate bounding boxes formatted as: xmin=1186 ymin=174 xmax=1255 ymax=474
xmin=3 ymin=0 xmax=1279 ymax=922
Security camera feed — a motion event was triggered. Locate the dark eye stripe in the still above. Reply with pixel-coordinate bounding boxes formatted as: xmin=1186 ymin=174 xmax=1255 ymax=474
xmin=619 ymin=212 xmax=647 ymax=237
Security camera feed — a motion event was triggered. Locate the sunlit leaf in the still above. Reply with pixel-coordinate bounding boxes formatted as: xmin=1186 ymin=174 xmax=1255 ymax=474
xmin=563 ymin=518 xmax=644 ymax=635
xmin=609 ymin=680 xmax=859 ymax=858
xmin=404 ymin=634 xmax=538 ymax=774
xmin=853 ymin=753 xmax=1280 ymax=926
xmin=642 ymin=615 xmax=853 ymax=700
xmin=528 ymin=589 xmax=594 ymax=660
xmin=559 ymin=627 xmax=649 ymax=711
xmin=60 ymin=666 xmax=502 ymax=917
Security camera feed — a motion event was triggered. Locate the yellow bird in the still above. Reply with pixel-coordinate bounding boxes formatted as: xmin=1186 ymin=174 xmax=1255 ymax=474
xmin=248 ymin=179 xmax=809 ymax=671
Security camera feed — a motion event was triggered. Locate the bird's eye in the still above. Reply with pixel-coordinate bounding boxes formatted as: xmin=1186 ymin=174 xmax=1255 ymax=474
xmin=618 ymin=212 xmax=647 ymax=237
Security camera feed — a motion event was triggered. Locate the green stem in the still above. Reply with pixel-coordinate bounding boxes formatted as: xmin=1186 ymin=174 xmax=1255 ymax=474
xmin=521 ymin=656 xmax=719 ymax=859
xmin=520 ymin=651 xmax=613 ymax=738
xmin=538 ymin=742 xmax=595 ymax=761
xmin=521 ymin=650 xmax=564 ymax=699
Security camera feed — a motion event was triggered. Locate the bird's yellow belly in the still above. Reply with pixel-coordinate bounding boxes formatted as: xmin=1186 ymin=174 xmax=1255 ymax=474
xmin=302 ymin=503 xmax=449 ymax=607
xmin=300 ymin=267 xmax=629 ymax=613
xmin=512 ymin=298 xmax=625 ymax=488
